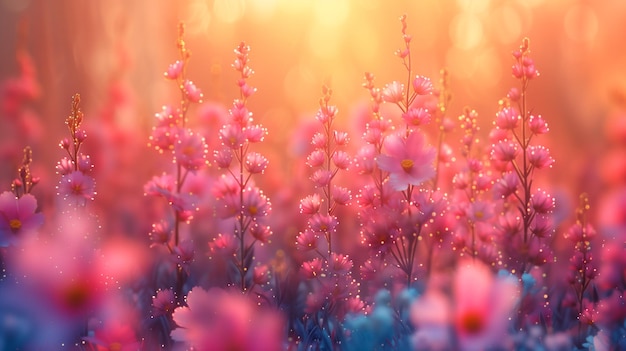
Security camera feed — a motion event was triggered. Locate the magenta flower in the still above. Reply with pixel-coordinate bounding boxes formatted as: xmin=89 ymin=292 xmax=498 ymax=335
xmin=58 ymin=170 xmax=96 ymax=202
xmin=0 ymin=191 xmax=43 ymax=246
xmin=381 ymin=81 xmax=404 ymax=103
xmin=377 ymin=132 xmax=436 ymax=191
xmin=171 ymin=287 xmax=283 ymax=351
xmin=174 ymin=130 xmax=208 ymax=171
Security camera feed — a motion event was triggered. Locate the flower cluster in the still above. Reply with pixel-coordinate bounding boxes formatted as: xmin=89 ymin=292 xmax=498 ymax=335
xmin=0 ymin=147 xmax=43 ymax=247
xmin=490 ymin=38 xmax=555 ymax=274
xmin=211 ymin=42 xmax=272 ymax=292
xmin=57 ymin=94 xmax=96 ymax=206
xmin=0 ymin=14 xmax=625 ymax=351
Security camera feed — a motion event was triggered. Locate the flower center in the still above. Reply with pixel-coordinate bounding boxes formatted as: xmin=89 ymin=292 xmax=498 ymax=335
xmin=248 ymin=205 xmax=258 ymax=215
xmin=182 ymin=145 xmax=196 ymax=156
xmin=474 ymin=211 xmax=484 ymax=219
xmin=72 ymin=183 xmax=83 ymax=194
xmin=109 ymin=342 xmax=122 ymax=351
xmin=459 ymin=310 xmax=484 ymax=334
xmin=400 ymin=159 xmax=414 ymax=172
xmin=9 ymin=219 xmax=22 ymax=232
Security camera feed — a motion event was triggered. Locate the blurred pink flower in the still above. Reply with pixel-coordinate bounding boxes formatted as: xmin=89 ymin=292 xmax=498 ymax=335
xmin=171 ymin=287 xmax=283 ymax=351
xmin=453 ymin=260 xmax=520 ymax=351
xmin=377 ymin=132 xmax=436 ymax=191
xmin=84 ymin=321 xmax=141 ymax=351
xmin=0 ymin=191 xmax=43 ymax=247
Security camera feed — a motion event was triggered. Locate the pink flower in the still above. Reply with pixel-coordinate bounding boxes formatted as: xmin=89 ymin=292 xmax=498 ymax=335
xmin=171 ymin=287 xmax=283 ymax=351
xmin=331 ymin=185 xmax=351 ymax=205
xmin=377 ymin=132 xmax=436 ymax=191
xmin=309 ymin=213 xmax=338 ymax=234
xmin=164 ymin=60 xmax=183 ymax=80
xmin=300 ymin=194 xmax=322 ymax=215
xmin=220 ymin=124 xmax=245 ymax=149
xmin=296 ymin=229 xmax=318 ymax=251
xmin=381 ymin=81 xmax=405 ymax=103
xmin=495 ymin=107 xmax=520 ymax=130
xmin=244 ymin=124 xmax=266 ymax=143
xmin=214 ymin=147 xmax=233 ymax=168
xmin=0 ymin=191 xmax=43 ymax=246
xmin=402 ymin=107 xmax=431 ymax=127
xmin=242 ymin=187 xmax=270 ymax=218
xmin=183 ymin=79 xmax=203 ymax=103
xmin=306 ymin=149 xmax=325 ymax=168
xmin=301 ymin=258 xmax=323 ymax=279
xmin=527 ymin=145 xmax=554 ymax=169
xmin=144 ymin=173 xmax=175 ymax=197
xmin=174 ymin=130 xmax=208 ymax=171
xmin=152 ymin=289 xmax=176 ymax=317
xmin=253 ymin=265 xmax=270 ymax=285
xmin=529 ymin=115 xmax=548 ymax=134
xmin=332 ymin=150 xmax=351 ymax=170
xmin=491 ymin=140 xmax=519 ymax=162
xmin=531 ymin=190 xmax=555 ymax=213
xmin=453 ymin=260 xmax=520 ymax=351
xmin=58 ymin=171 xmax=96 ymax=202
xmin=311 ymin=169 xmax=333 ymax=187
xmin=412 ymin=75 xmax=434 ymax=95
xmin=245 ymin=152 xmax=269 ymax=174
xmin=330 ymin=253 xmax=353 ymax=273
xmin=466 ymin=201 xmax=494 ymax=223
xmin=250 ymin=223 xmax=271 ymax=243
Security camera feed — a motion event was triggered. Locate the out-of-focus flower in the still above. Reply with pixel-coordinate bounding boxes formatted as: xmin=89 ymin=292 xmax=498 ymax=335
xmin=301 ymin=258 xmax=323 ymax=279
xmin=495 ymin=107 xmax=520 ymax=130
xmin=171 ymin=287 xmax=283 ymax=351
xmin=296 ymin=229 xmax=318 ymax=252
xmin=245 ymin=152 xmax=268 ymax=174
xmin=410 ymin=260 xmax=520 ymax=351
xmin=84 ymin=321 xmax=141 ymax=351
xmin=300 ymin=194 xmax=322 ymax=215
xmin=152 ymin=289 xmax=176 ymax=317
xmin=0 ymin=191 xmax=43 ymax=247
xmin=377 ymin=132 xmax=436 ymax=191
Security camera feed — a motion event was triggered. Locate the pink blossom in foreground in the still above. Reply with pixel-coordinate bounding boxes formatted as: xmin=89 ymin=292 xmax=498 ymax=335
xmin=171 ymin=287 xmax=283 ymax=351
xmin=0 ymin=191 xmax=43 ymax=247
xmin=377 ymin=132 xmax=436 ymax=190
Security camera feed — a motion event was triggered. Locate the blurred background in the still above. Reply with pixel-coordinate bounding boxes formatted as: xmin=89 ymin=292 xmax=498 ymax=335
xmin=1 ymin=0 xmax=625 ymax=227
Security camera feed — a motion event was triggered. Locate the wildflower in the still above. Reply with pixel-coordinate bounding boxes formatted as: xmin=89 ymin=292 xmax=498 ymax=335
xmin=495 ymin=107 xmax=520 ymax=130
xmin=301 ymin=258 xmax=323 ymax=279
xmin=381 ymin=81 xmax=404 ymax=103
xmin=402 ymin=107 xmax=431 ymax=127
xmin=0 ymin=191 xmax=43 ymax=247
xmin=529 ymin=115 xmax=548 ymax=134
xmin=332 ymin=150 xmax=351 ymax=170
xmin=182 ymin=79 xmax=203 ymax=103
xmin=250 ymin=223 xmax=271 ymax=243
xmin=330 ymin=253 xmax=353 ymax=273
xmin=296 ymin=229 xmax=318 ymax=251
xmin=300 ymin=194 xmax=322 ymax=215
xmin=306 ymin=149 xmax=325 ymax=168
xmin=491 ymin=140 xmax=519 ymax=162
xmin=243 ymin=124 xmax=265 ymax=143
xmin=173 ymin=130 xmax=208 ymax=171
xmin=527 ymin=145 xmax=554 ymax=169
xmin=253 ymin=265 xmax=270 ymax=285
xmin=332 ymin=185 xmax=351 ymax=205
xmin=164 ymin=60 xmax=183 ymax=80
xmin=377 ymin=132 xmax=436 ymax=191
xmin=152 ymin=289 xmax=176 ymax=317
xmin=531 ymin=190 xmax=555 ymax=213
xmin=58 ymin=171 xmax=96 ymax=202
xmin=309 ymin=213 xmax=337 ymax=234
xmin=454 ymin=260 xmax=520 ymax=351
xmin=244 ymin=152 xmax=268 ymax=174
xmin=310 ymin=169 xmax=333 ymax=187
xmin=413 ymin=75 xmax=434 ymax=95
xmin=214 ymin=147 xmax=233 ymax=168
xmin=242 ymin=187 xmax=270 ymax=219
xmin=171 ymin=287 xmax=283 ymax=351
